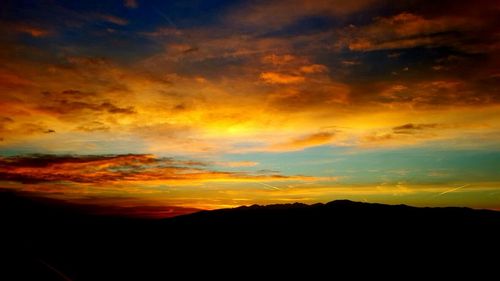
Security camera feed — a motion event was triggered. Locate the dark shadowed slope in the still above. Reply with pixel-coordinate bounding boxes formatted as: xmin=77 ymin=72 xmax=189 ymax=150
xmin=1 ymin=190 xmax=499 ymax=280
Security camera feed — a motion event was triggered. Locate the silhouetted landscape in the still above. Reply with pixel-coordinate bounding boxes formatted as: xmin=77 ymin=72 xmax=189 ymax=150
xmin=1 ymin=189 xmax=499 ymax=280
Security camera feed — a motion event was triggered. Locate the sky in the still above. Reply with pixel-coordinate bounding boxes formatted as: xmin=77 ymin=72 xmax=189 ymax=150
xmin=1 ymin=0 xmax=499 ymax=217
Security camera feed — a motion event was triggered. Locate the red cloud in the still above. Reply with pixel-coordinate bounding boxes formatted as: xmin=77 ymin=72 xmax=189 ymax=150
xmin=0 ymin=154 xmax=316 ymax=184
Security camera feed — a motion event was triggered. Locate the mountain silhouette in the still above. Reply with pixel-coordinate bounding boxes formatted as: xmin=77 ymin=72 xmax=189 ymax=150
xmin=1 ymin=190 xmax=499 ymax=280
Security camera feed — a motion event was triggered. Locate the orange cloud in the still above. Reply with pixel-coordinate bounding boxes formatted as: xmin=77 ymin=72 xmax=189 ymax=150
xmin=349 ymin=37 xmax=438 ymax=51
xmin=300 ymin=64 xmax=328 ymax=74
xmin=372 ymin=80 xmax=495 ymax=108
xmin=14 ymin=25 xmax=51 ymax=37
xmin=0 ymin=13 xmax=497 ymax=157
xmin=261 ymin=54 xmax=297 ymax=65
xmin=269 ymin=132 xmax=335 ymax=151
xmin=345 ymin=12 xmax=475 ymax=51
xmin=0 ymin=154 xmax=316 ymax=185
xmin=145 ymin=32 xmax=293 ymax=63
xmin=260 ymin=72 xmax=305 ymax=84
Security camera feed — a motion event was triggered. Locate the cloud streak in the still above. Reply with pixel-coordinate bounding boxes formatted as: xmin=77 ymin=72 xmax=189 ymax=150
xmin=0 ymin=154 xmax=317 ymax=185
xmin=268 ymin=132 xmax=335 ymax=151
xmin=343 ymin=12 xmax=476 ymax=51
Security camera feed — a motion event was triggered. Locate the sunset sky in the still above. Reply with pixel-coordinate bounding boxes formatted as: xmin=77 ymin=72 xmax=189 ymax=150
xmin=1 ymin=0 xmax=499 ymax=216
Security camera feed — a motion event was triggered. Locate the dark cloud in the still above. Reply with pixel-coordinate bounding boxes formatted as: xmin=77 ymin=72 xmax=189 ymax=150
xmin=363 ymin=123 xmax=445 ymax=144
xmin=227 ymin=0 xmax=378 ymax=29
xmin=42 ymin=89 xmax=94 ymax=99
xmin=0 ymin=189 xmax=200 ymax=218
xmin=0 ymin=172 xmax=45 ymax=184
xmin=0 ymin=117 xmax=13 ymax=126
xmin=0 ymin=154 xmax=170 ymax=184
xmin=76 ymin=121 xmax=110 ymax=132
xmin=401 ymin=0 xmax=500 ymax=20
xmin=20 ymin=123 xmax=55 ymax=135
xmin=173 ymin=104 xmax=187 ymax=111
xmin=61 ymin=89 xmax=84 ymax=95
xmin=99 ymin=102 xmax=135 ymax=114
xmin=95 ymin=14 xmax=128 ymax=26
xmin=0 ymin=154 xmax=313 ymax=184
xmin=387 ymin=52 xmax=401 ymax=59
xmin=40 ymin=100 xmax=135 ymax=115
xmin=39 ymin=90 xmax=136 ymax=115
xmin=342 ymin=12 xmax=471 ymax=52
xmin=65 ymin=57 xmax=111 ymax=67
xmin=0 ymin=117 xmax=54 ymax=138
xmin=393 ymin=123 xmax=438 ymax=134
xmin=349 ymin=76 xmax=500 ymax=108
xmin=0 ymin=154 xmax=155 ymax=168
xmin=339 ymin=0 xmax=500 ymax=55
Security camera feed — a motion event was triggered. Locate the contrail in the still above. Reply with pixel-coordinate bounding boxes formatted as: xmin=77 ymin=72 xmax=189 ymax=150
xmin=152 ymin=6 xmax=195 ymax=46
xmin=436 ymin=184 xmax=469 ymax=197
xmin=257 ymin=182 xmax=281 ymax=190
xmin=38 ymin=259 xmax=73 ymax=281
xmin=153 ymin=7 xmax=177 ymax=28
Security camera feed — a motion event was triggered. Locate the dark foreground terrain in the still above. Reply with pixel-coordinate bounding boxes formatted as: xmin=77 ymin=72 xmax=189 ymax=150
xmin=1 ymin=190 xmax=499 ymax=280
